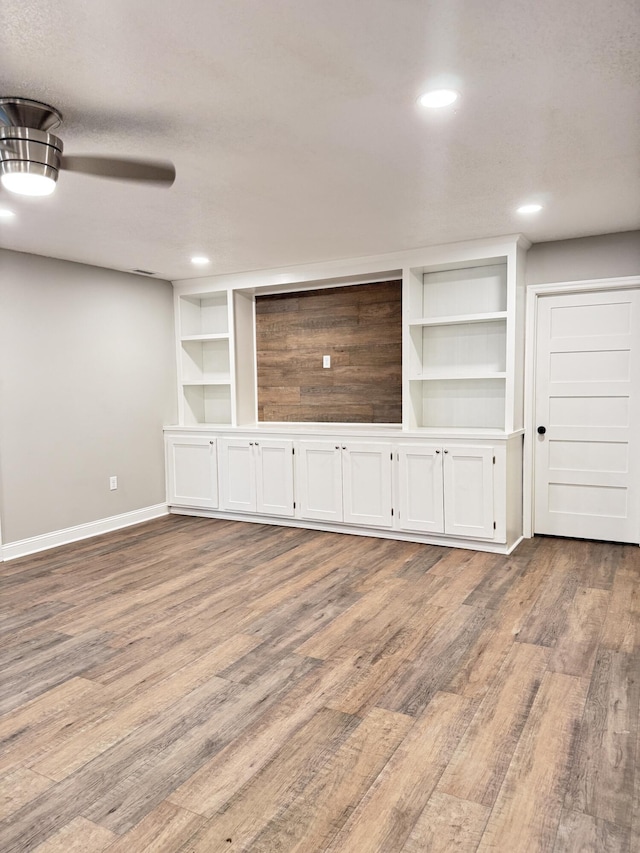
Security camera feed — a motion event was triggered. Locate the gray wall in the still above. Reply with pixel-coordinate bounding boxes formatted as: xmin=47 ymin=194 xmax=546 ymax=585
xmin=0 ymin=249 xmax=177 ymax=544
xmin=527 ymin=230 xmax=640 ymax=285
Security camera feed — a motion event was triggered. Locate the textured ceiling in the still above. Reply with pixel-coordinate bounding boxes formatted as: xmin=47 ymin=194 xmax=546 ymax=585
xmin=0 ymin=0 xmax=638 ymax=281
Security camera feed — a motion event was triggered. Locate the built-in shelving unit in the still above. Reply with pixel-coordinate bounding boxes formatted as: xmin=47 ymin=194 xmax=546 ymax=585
xmin=171 ymin=235 xmax=527 ymax=434
xmin=405 ymin=259 xmax=522 ymax=431
xmin=177 ymin=292 xmax=234 ymax=425
xmin=167 ymin=235 xmax=528 ymax=554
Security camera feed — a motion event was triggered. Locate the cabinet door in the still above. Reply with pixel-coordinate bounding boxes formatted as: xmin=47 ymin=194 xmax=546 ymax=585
xmin=166 ymin=436 xmax=218 ymax=509
xmin=443 ymin=446 xmax=494 ymax=538
xmin=255 ymin=440 xmax=294 ymax=516
xmin=397 ymin=445 xmax=444 ymax=533
xmin=296 ymin=441 xmax=343 ymax=522
xmin=220 ymin=439 xmax=255 ymax=512
xmin=342 ymin=443 xmax=393 ymax=528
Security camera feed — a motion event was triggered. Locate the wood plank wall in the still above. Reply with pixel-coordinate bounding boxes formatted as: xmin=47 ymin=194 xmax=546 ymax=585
xmin=255 ymin=281 xmax=402 ymax=423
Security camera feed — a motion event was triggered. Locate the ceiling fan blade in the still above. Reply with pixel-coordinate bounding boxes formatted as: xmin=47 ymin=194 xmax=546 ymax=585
xmin=59 ymin=155 xmax=175 ymax=186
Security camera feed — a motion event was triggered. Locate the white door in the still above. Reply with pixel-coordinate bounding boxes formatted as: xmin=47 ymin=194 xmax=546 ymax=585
xmin=397 ymin=444 xmax=445 ymax=533
xmin=443 ymin=446 xmax=495 ymax=538
xmin=342 ymin=443 xmax=393 ymax=528
xmin=255 ymin=439 xmax=294 ymax=517
xmin=220 ymin=438 xmax=255 ymax=513
xmin=296 ymin=441 xmax=343 ymax=522
xmin=534 ymin=289 xmax=640 ymax=543
xmin=166 ymin=436 xmax=218 ymax=509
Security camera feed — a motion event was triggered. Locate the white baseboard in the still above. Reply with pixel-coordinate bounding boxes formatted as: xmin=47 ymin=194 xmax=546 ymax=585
xmin=1 ymin=503 xmax=169 ymax=562
xmin=169 ymin=507 xmax=517 ymax=554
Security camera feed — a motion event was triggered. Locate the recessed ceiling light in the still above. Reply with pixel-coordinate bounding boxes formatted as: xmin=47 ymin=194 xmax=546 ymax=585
xmin=0 ymin=208 xmax=16 ymax=219
xmin=517 ymin=203 xmax=543 ymax=215
xmin=418 ymin=89 xmax=459 ymax=108
xmin=191 ymin=256 xmax=210 ymax=266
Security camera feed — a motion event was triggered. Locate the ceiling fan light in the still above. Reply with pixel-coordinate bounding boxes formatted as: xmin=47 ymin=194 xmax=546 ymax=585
xmin=1 ymin=167 xmax=57 ymax=196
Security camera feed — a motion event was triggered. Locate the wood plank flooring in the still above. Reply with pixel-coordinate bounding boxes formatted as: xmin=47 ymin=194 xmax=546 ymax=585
xmin=0 ymin=516 xmax=638 ymax=852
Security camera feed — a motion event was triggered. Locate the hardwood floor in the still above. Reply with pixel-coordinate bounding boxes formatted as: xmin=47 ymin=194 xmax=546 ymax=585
xmin=0 ymin=516 xmax=638 ymax=852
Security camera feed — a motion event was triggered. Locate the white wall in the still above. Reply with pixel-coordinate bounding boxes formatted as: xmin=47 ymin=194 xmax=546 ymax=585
xmin=527 ymin=230 xmax=640 ymax=285
xmin=0 ymin=249 xmax=177 ymax=545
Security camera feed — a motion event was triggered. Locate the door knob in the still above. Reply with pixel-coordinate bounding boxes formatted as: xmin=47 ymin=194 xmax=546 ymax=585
xmin=537 ymin=426 xmax=546 ymax=435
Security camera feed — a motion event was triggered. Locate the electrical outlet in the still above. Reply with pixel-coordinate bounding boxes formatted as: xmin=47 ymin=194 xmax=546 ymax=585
xmin=323 ymin=355 xmax=331 ymax=368
xmin=109 ymin=476 xmax=118 ymax=491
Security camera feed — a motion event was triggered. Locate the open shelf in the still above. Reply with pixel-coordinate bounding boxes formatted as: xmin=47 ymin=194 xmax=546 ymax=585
xmin=183 ymin=384 xmax=232 ymax=425
xmin=409 ymin=377 xmax=506 ymax=430
xmin=409 ymin=319 xmax=507 ymax=377
xmin=181 ymin=338 xmax=231 ymax=383
xmin=415 ymin=263 xmax=507 ymax=319
xmin=179 ymin=292 xmax=229 ymax=337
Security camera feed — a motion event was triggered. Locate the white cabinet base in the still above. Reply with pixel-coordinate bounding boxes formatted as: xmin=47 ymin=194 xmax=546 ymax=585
xmin=166 ymin=428 xmax=522 ymax=554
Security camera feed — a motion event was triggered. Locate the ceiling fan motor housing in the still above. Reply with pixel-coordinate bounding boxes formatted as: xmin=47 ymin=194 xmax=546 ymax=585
xmin=0 ymin=98 xmax=63 ymax=187
xmin=0 ymin=95 xmax=175 ymax=191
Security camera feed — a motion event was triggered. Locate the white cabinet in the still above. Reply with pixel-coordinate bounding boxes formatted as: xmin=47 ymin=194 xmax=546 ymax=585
xmin=442 ymin=446 xmax=495 ymax=539
xmin=398 ymin=444 xmax=495 ymax=539
xmin=255 ymin=440 xmax=295 ymax=515
xmin=342 ymin=443 xmax=393 ymax=527
xmin=165 ymin=429 xmax=517 ymax=551
xmin=295 ymin=441 xmax=344 ymax=522
xmin=296 ymin=441 xmax=393 ymax=528
xmin=166 ymin=435 xmax=218 ymax=509
xmin=397 ymin=445 xmax=444 ymax=533
xmin=220 ymin=438 xmax=294 ymax=516
xmin=220 ymin=438 xmax=254 ymax=512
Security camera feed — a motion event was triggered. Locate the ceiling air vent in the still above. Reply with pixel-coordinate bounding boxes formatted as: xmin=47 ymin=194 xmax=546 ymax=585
xmin=131 ymin=269 xmax=156 ymax=276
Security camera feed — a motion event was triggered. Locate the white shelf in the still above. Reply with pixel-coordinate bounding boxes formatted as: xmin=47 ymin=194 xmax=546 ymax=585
xmin=410 ymin=371 xmax=507 ymax=381
xmin=409 ymin=311 xmax=507 ymax=327
xmin=180 ymin=333 xmax=230 ymax=342
xmin=181 ymin=380 xmax=232 ymax=387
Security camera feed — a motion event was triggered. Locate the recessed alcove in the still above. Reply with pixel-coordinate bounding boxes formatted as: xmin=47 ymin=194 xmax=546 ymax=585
xmin=255 ymin=280 xmax=402 ymax=423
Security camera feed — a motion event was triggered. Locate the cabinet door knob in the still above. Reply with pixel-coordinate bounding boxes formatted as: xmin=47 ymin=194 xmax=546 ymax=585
xmin=249 ymin=442 xmax=254 ymax=446
xmin=209 ymin=440 xmax=214 ymax=445
xmin=335 ymin=445 xmax=340 ymax=450
xmin=255 ymin=441 xmax=259 ymax=446
xmin=537 ymin=425 xmax=546 ymax=435
xmin=342 ymin=446 xmax=346 ymax=450
xmin=435 ymin=449 xmax=440 ymax=454
xmin=444 ymin=449 xmax=449 ymax=454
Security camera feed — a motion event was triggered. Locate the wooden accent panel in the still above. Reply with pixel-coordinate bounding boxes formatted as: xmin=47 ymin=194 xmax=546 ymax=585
xmin=255 ymin=281 xmax=402 ymax=423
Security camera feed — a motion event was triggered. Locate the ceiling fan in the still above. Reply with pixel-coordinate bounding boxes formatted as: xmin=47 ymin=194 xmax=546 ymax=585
xmin=0 ymin=97 xmax=175 ymax=196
